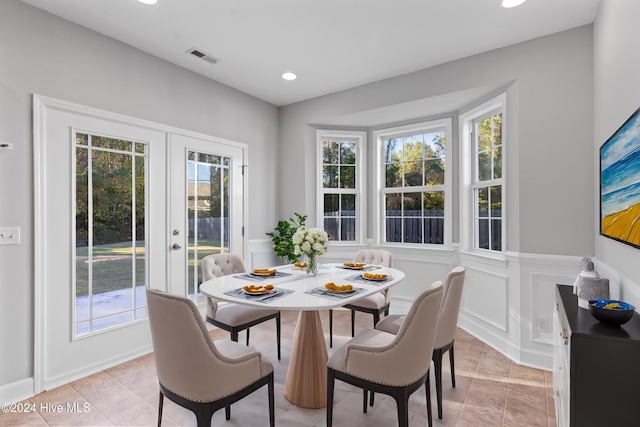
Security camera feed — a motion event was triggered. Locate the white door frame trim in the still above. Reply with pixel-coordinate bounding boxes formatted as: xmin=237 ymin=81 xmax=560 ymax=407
xmin=32 ymin=94 xmax=248 ymax=394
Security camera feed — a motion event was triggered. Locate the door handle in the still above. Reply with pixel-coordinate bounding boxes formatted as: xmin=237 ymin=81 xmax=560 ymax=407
xmin=172 ymin=243 xmax=182 ymax=250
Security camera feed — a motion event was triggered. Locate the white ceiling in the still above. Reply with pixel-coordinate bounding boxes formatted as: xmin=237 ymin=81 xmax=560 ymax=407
xmin=21 ymin=0 xmax=600 ymax=107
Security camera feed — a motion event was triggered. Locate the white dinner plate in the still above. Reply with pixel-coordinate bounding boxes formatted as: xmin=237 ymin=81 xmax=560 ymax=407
xmin=322 ymin=287 xmax=356 ymax=294
xmin=361 ymin=273 xmax=389 ymax=281
xmin=251 ymin=270 xmax=277 ymax=276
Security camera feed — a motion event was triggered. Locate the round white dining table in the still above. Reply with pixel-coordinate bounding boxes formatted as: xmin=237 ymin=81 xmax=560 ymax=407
xmin=199 ymin=262 xmax=405 ymax=408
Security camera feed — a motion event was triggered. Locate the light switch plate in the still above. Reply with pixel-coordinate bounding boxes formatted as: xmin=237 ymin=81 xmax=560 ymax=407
xmin=0 ymin=227 xmax=20 ymax=245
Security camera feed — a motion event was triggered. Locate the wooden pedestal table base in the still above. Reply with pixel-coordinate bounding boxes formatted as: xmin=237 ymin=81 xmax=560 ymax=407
xmin=284 ymin=311 xmax=328 ymax=408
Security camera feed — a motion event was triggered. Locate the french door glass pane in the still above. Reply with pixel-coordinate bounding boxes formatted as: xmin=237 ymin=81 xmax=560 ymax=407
xmin=75 ymin=133 xmax=147 ymax=337
xmin=187 ymin=151 xmax=230 ymax=301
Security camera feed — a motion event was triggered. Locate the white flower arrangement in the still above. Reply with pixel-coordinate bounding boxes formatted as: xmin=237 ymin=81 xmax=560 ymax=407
xmin=293 ymin=227 xmax=328 ymax=274
xmin=293 ymin=227 xmax=328 ymax=258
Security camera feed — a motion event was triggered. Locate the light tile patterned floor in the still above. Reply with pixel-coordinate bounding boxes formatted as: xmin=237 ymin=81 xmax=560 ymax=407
xmin=1 ymin=310 xmax=556 ymax=426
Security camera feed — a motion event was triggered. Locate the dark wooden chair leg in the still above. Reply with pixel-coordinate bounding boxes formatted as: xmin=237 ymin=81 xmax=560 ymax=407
xmin=327 ymin=369 xmax=335 ymax=427
xmin=449 ymin=344 xmax=456 ymax=387
xmin=372 ymin=312 xmax=380 ymax=327
xmin=194 ymin=407 xmax=214 ymax=427
xmin=351 ymin=309 xmax=356 ymax=337
xmin=362 ymin=389 xmax=368 ymax=413
xmin=157 ymin=391 xmax=164 ymax=427
xmin=268 ymin=373 xmax=275 ymax=427
xmin=231 ymin=330 xmax=239 ymax=342
xmin=395 ymin=389 xmax=410 ymax=427
xmin=224 ymin=405 xmax=230 ymax=420
xmin=369 ymin=390 xmax=375 ymax=406
xmin=425 ymin=370 xmax=432 ymax=427
xmin=276 ymin=314 xmax=282 ymax=360
xmin=329 ymin=309 xmax=333 ymax=348
xmin=433 ymin=347 xmax=444 ymax=419
xmin=245 ymin=328 xmax=250 ymax=346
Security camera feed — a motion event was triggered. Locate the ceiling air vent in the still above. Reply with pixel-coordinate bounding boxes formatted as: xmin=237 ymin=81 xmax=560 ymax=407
xmin=186 ymin=48 xmax=221 ymax=65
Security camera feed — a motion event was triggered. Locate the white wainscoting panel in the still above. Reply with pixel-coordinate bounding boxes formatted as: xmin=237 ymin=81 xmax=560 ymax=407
xmin=461 ymin=268 xmax=509 ymax=332
xmin=247 ymin=240 xmax=588 ymax=371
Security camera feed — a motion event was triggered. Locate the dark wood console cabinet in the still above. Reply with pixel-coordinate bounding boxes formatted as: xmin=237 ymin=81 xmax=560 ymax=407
xmin=553 ymin=284 xmax=640 ymax=427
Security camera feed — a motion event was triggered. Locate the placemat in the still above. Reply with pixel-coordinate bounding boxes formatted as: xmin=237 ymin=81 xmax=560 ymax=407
xmin=234 ymin=271 xmax=293 ymax=282
xmin=305 ymin=286 xmax=366 ymax=301
xmin=345 ymin=273 xmax=393 ymax=285
xmin=224 ymin=287 xmax=294 ymax=303
xmin=335 ymin=265 xmax=382 ymax=271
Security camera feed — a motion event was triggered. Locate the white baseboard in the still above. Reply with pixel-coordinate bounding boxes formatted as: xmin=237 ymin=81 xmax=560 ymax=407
xmin=0 ymin=377 xmax=35 ymax=404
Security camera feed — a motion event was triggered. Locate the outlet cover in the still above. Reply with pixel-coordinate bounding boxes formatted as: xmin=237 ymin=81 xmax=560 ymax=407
xmin=0 ymin=227 xmax=20 ymax=245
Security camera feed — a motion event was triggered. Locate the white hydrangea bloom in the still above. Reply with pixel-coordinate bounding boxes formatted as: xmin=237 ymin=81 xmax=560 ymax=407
xmin=292 ymin=226 xmax=328 ymax=261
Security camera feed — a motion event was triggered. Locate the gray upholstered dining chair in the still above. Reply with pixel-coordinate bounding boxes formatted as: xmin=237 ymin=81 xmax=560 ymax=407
xmin=328 ymin=249 xmax=393 ymax=347
xmin=326 ymin=281 xmax=443 ymax=427
xmin=201 ymin=253 xmax=281 ymax=360
xmin=375 ymin=266 xmax=466 ymax=420
xmin=146 ymin=287 xmax=275 ymax=427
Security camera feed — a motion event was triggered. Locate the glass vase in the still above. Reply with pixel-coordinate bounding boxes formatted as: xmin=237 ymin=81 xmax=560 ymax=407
xmin=305 ymin=254 xmax=319 ymax=276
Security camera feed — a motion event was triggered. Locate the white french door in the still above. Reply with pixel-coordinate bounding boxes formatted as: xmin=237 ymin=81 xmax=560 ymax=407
xmin=168 ymin=133 xmax=246 ymax=299
xmin=34 ymin=96 xmax=246 ymax=392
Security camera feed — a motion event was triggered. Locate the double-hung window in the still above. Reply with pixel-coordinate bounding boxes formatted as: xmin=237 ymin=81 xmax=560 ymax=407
xmin=316 ymin=130 xmax=365 ymax=244
xmin=472 ymin=110 xmax=503 ymax=252
xmin=375 ymin=119 xmax=451 ymax=246
xmin=461 ymin=93 xmax=506 ymax=254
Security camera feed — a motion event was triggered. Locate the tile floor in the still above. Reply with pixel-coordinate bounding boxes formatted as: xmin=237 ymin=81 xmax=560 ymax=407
xmin=1 ymin=310 xmax=556 ymax=426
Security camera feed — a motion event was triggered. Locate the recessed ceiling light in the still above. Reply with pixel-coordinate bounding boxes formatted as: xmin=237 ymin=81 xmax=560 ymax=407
xmin=138 ymin=0 xmax=157 ymax=5
xmin=282 ymin=72 xmax=297 ymax=81
xmin=501 ymin=0 xmax=526 ymax=7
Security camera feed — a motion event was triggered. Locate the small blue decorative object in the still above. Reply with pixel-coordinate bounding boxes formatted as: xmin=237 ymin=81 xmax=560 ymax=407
xmin=588 ymin=299 xmax=636 ymax=326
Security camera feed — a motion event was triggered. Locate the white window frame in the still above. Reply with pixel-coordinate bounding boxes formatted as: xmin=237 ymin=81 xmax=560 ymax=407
xmin=373 ymin=118 xmax=453 ymax=249
xmin=460 ymin=93 xmax=507 ymax=257
xmin=316 ymin=129 xmax=366 ymax=245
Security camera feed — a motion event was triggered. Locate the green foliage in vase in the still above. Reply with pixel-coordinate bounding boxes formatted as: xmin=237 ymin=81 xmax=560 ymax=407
xmin=266 ymin=212 xmax=308 ymax=263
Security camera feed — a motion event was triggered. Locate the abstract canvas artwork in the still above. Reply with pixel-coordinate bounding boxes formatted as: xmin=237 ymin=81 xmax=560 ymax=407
xmin=600 ymin=107 xmax=640 ymax=249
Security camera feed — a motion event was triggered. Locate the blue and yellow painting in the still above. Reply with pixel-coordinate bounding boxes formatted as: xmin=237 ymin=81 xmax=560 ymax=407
xmin=601 ymin=108 xmax=640 ymax=248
